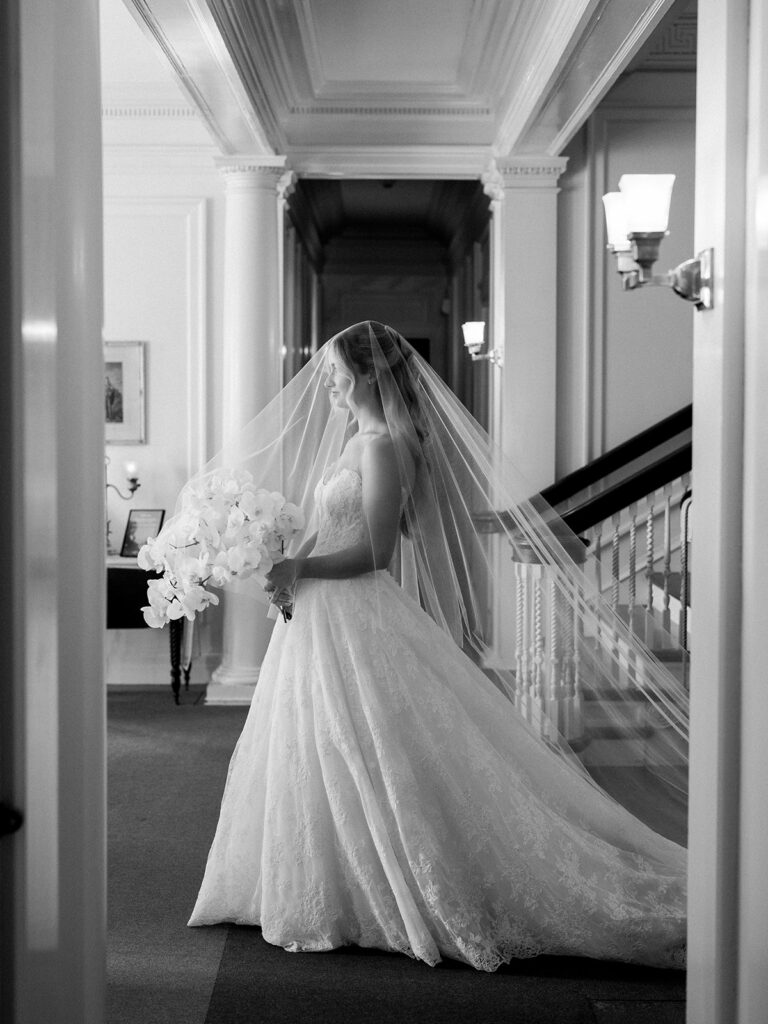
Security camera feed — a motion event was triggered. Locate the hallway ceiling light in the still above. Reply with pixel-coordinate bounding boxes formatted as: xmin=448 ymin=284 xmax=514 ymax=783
xmin=462 ymin=321 xmax=503 ymax=367
xmin=602 ymin=174 xmax=714 ymax=310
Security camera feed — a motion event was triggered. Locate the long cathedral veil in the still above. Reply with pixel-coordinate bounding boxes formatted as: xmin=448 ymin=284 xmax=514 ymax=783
xmin=170 ymin=321 xmax=688 ymax=844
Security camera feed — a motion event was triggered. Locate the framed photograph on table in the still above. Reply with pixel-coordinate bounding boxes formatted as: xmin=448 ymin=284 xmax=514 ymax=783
xmin=120 ymin=509 xmax=165 ymax=559
xmin=104 ymin=341 xmax=146 ymax=444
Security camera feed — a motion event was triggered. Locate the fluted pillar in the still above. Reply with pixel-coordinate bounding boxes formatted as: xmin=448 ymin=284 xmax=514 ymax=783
xmin=483 ymin=156 xmax=568 ymax=492
xmin=206 ymin=157 xmax=288 ymax=705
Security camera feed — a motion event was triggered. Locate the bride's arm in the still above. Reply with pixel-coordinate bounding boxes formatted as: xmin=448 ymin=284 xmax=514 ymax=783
xmin=266 ymin=437 xmax=402 ymax=589
xmin=293 ymin=531 xmax=318 ymax=560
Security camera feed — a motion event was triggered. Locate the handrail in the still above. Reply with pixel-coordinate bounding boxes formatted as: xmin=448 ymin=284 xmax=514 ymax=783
xmin=559 ymin=443 xmax=691 ymax=535
xmin=541 ymin=404 xmax=692 ymax=508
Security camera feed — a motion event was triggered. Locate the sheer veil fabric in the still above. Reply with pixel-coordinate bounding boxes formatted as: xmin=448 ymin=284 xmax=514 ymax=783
xmin=179 ymin=321 xmax=688 ymax=968
xmin=177 ymin=321 xmax=688 ymax=836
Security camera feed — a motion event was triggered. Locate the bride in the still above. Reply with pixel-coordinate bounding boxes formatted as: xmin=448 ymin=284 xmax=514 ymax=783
xmin=187 ymin=321 xmax=687 ymax=971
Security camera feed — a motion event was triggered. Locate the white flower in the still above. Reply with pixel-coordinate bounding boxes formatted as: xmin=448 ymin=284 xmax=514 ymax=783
xmin=226 ymin=545 xmax=248 ymax=573
xmin=141 ymin=471 xmax=304 ymax=628
xmin=225 ymin=505 xmax=246 ymax=536
xmin=276 ymin=502 xmax=305 ymax=534
xmin=142 ymin=604 xmax=167 ymax=628
xmin=137 ymin=538 xmax=162 ymax=571
xmin=179 ymin=584 xmax=218 ymax=620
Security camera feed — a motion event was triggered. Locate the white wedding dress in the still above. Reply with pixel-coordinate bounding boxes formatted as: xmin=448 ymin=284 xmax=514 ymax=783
xmin=188 ymin=467 xmax=687 ymax=971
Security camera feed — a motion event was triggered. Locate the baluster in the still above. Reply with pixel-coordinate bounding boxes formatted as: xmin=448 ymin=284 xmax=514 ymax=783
xmin=522 ymin=568 xmax=533 ymax=718
xmin=645 ymin=495 xmax=655 ymax=609
xmin=532 ymin=575 xmax=544 ymax=731
xmin=592 ymin=523 xmax=604 ymax=651
xmin=663 ymin=491 xmax=672 ymax=633
xmin=611 ymin=513 xmax=621 ymax=613
xmin=548 ymin=577 xmax=560 ymax=731
xmin=514 ymin=566 xmax=525 ymax=707
xmin=627 ymin=503 xmax=637 ymax=634
xmin=680 ymin=494 xmax=692 ymax=652
xmin=571 ymin=583 xmax=583 ymax=741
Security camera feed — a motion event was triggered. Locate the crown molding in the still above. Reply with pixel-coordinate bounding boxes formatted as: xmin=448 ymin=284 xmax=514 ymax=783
xmin=102 ymin=104 xmax=199 ymax=120
xmin=288 ymin=105 xmax=492 ymax=118
xmin=124 ymin=0 xmax=276 ymax=155
xmin=501 ymin=0 xmax=681 ymax=156
xmin=286 ymin=145 xmax=492 ymax=179
xmin=483 ymin=156 xmax=569 ymax=198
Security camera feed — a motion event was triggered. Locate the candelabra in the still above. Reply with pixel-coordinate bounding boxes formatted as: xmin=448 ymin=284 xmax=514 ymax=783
xmin=105 ymin=455 xmax=140 ymax=553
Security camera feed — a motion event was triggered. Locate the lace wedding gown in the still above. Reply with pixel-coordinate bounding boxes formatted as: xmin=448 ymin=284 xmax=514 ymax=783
xmin=188 ymin=468 xmax=686 ymax=971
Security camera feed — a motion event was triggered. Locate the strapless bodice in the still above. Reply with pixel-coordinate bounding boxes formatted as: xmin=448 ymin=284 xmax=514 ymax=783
xmin=313 ymin=468 xmax=367 ymax=556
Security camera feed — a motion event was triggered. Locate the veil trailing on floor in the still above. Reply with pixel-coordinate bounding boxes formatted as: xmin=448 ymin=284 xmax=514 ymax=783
xmin=171 ymin=321 xmax=689 ymax=844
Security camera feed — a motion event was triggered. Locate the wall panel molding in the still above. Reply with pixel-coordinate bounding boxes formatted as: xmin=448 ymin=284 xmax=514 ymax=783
xmin=103 ymin=195 xmax=209 ymax=482
xmin=586 ymin=105 xmax=695 ymax=458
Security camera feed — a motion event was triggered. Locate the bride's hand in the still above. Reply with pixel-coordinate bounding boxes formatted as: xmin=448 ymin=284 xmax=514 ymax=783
xmin=265 ymin=557 xmax=301 ymax=597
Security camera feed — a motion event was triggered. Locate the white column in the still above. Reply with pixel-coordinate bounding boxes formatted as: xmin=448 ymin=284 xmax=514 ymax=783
xmin=206 ymin=157 xmax=287 ymax=705
xmin=484 ymin=156 xmax=568 ymax=492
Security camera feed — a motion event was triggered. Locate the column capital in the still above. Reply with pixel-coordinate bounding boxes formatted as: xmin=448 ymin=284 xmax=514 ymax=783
xmin=277 ymin=169 xmax=297 ymax=201
xmin=215 ymin=154 xmax=289 ymax=192
xmin=483 ymin=156 xmax=568 ymax=198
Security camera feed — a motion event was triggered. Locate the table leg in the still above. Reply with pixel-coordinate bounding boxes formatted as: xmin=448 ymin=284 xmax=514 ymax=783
xmin=169 ymin=618 xmax=182 ymax=704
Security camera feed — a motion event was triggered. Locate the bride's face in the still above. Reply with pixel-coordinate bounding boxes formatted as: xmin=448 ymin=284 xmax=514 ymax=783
xmin=324 ymin=349 xmax=366 ymax=414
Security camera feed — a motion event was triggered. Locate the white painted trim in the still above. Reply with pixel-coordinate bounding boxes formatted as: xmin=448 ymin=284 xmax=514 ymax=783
xmin=185 ymin=199 xmax=208 ymax=476
xmin=286 ymin=145 xmax=492 ymax=179
xmin=101 ymin=104 xmax=198 ymax=119
xmin=580 ymin=129 xmax=596 ymax=466
xmin=545 ymin=0 xmax=681 ymax=156
xmin=687 ymin=0 xmax=750 ymax=1020
xmin=126 ymin=0 xmax=276 ymax=155
xmin=737 ymin=0 xmax=768 ymax=1017
xmin=494 ymin=0 xmax=603 ymax=153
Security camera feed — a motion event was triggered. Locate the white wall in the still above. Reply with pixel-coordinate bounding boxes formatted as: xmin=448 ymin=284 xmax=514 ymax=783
xmin=101 ymin=0 xmax=226 ymax=685
xmin=556 ymin=71 xmax=696 ymax=476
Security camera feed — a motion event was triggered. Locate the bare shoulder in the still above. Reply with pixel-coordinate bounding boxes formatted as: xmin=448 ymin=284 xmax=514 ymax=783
xmin=360 ymin=433 xmax=415 ymax=490
xmin=360 ymin=433 xmax=397 ymax=472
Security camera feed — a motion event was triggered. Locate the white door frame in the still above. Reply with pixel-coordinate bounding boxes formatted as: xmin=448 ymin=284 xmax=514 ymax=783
xmin=1 ymin=0 xmax=107 ymax=1021
xmin=685 ymin=0 xmax=768 ymax=1022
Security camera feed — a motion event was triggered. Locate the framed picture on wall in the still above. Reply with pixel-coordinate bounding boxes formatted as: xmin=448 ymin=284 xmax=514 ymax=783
xmin=104 ymin=341 xmax=146 ymax=444
xmin=120 ymin=509 xmax=165 ymax=559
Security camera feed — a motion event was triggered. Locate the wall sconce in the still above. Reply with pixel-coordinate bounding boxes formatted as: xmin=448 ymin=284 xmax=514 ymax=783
xmin=462 ymin=321 xmax=503 ymax=366
xmin=105 ymin=455 xmax=140 ymax=552
xmin=602 ymin=174 xmax=713 ymax=310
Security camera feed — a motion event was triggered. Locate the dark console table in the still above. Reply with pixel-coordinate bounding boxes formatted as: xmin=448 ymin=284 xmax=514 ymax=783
xmin=106 ymin=557 xmax=193 ymax=703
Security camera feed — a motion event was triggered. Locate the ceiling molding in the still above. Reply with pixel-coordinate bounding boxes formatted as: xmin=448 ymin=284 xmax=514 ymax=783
xmin=504 ymin=0 xmax=682 ymax=156
xmin=205 ymin=0 xmax=517 ymax=149
xmin=632 ymin=7 xmax=696 ymax=71
xmin=123 ymin=0 xmax=690 ymax=168
xmin=285 ymin=145 xmax=492 ymax=179
xmin=124 ymin=0 xmax=275 ymax=155
xmin=288 ymin=105 xmax=492 ymax=118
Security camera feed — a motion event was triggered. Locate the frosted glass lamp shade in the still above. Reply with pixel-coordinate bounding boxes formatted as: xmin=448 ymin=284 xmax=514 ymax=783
xmin=462 ymin=321 xmax=485 ymax=350
xmin=602 ymin=192 xmax=632 ymax=251
xmin=618 ymin=174 xmax=676 ymax=234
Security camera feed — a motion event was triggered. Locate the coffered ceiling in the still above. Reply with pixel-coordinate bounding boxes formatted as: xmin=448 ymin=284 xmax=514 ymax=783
xmin=123 ymin=0 xmax=691 ymax=168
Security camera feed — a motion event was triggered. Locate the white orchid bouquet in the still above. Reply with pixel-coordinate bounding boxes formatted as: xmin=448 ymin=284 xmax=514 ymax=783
xmin=137 ymin=469 xmax=305 ymax=628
